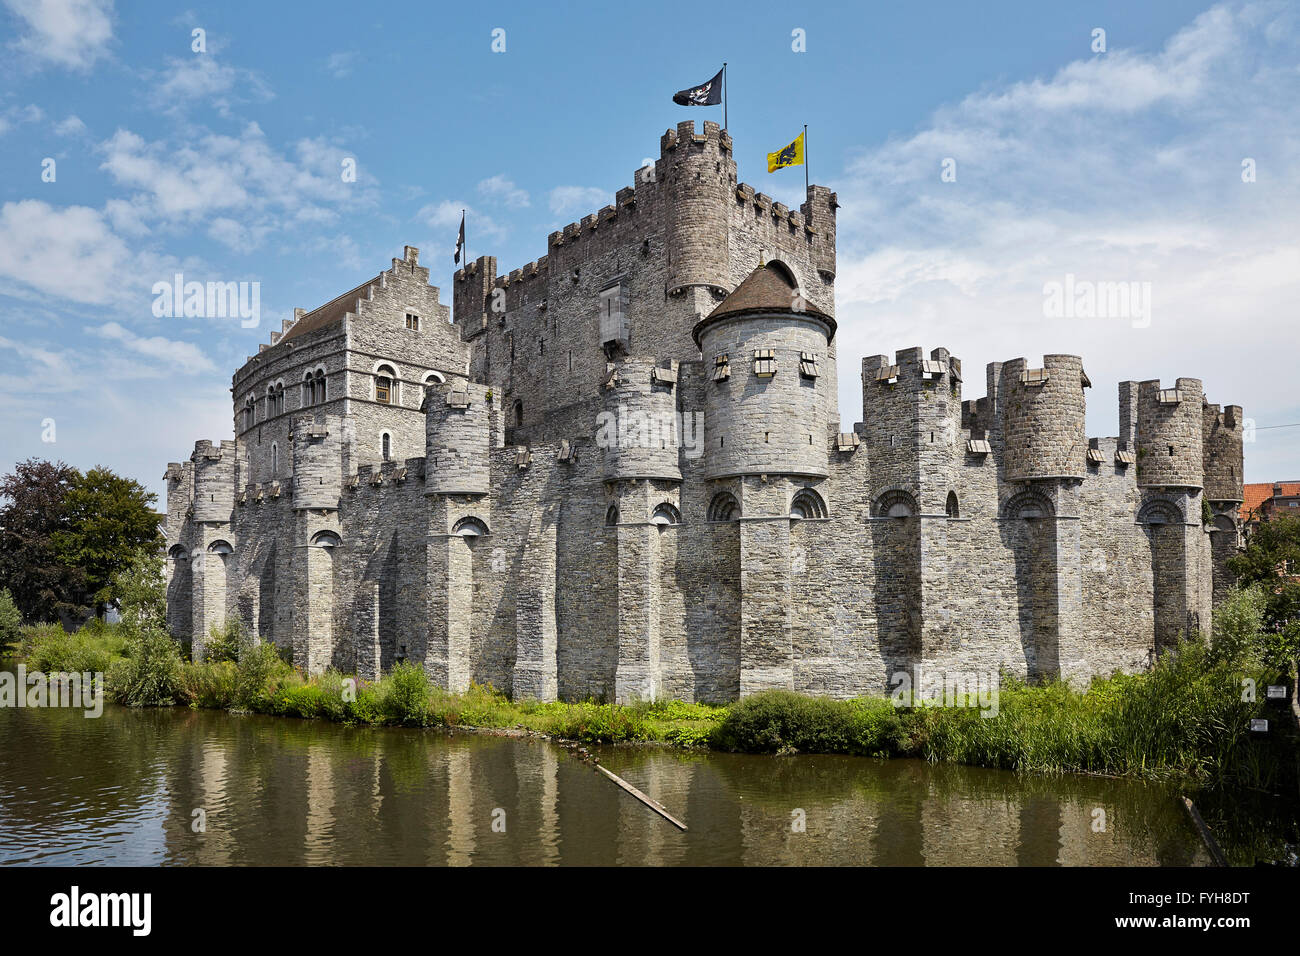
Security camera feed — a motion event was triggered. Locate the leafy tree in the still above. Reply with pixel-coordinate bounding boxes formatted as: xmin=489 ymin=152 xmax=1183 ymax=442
xmin=1227 ymin=512 xmax=1300 ymax=672
xmin=111 ymin=548 xmax=168 ymax=634
xmin=0 ymin=587 xmax=21 ymax=651
xmin=53 ymin=466 xmax=162 ymax=617
xmin=0 ymin=459 xmax=85 ymax=623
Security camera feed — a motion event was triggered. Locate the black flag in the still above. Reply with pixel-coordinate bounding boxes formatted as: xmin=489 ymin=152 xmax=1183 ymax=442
xmin=673 ymin=67 xmax=723 ymax=106
xmin=454 ymin=210 xmax=465 ymax=265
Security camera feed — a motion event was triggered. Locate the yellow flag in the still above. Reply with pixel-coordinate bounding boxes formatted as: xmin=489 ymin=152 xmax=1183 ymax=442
xmin=767 ymin=131 xmax=805 ymax=173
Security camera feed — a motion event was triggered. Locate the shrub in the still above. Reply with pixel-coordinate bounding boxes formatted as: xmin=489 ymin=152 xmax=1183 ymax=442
xmin=234 ymin=640 xmax=292 ymax=710
xmin=710 ymin=690 xmax=905 ymax=756
xmin=380 ymin=661 xmax=431 ymax=726
xmin=20 ymin=622 xmax=124 ymax=675
xmin=203 ymin=619 xmax=243 ymax=664
xmin=109 ymin=627 xmax=185 ymax=706
xmin=0 ymin=589 xmax=24 ymax=651
xmin=180 ymin=660 xmax=239 ymax=709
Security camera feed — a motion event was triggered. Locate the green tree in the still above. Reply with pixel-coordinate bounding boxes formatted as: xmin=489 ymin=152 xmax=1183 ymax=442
xmin=0 ymin=587 xmax=22 ymax=651
xmin=111 ymin=548 xmax=167 ymax=634
xmin=1227 ymin=512 xmax=1300 ymax=672
xmin=0 ymin=459 xmax=85 ymax=623
xmin=54 ymin=466 xmax=162 ymax=617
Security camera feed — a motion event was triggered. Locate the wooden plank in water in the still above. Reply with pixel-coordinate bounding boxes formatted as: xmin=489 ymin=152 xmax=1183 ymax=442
xmin=1181 ymin=796 xmax=1228 ymax=867
xmin=595 ymin=764 xmax=687 ymax=830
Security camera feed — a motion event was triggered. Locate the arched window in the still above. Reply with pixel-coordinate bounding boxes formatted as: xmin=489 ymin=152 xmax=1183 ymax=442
xmin=381 ymin=432 xmax=391 ymax=461
xmin=207 ymin=540 xmax=234 ymax=555
xmin=708 ymin=491 xmax=741 ymax=522
xmin=945 ymin=491 xmax=959 ymax=518
xmin=650 ymin=502 xmax=681 ymax=526
xmin=874 ymin=489 xmax=917 ymax=518
xmin=302 ymin=371 xmax=316 ymax=406
xmin=243 ymin=396 xmax=255 ymax=430
xmin=790 ymin=488 xmax=828 ymax=520
xmin=271 ymin=442 xmax=279 ymax=476
xmin=451 ymin=516 xmax=489 ymax=538
xmin=423 ymin=371 xmax=446 ymax=387
xmin=314 ymin=368 xmax=326 ymax=403
xmin=1137 ymin=499 xmax=1183 ymax=525
xmin=310 ymin=530 xmax=342 ymax=549
xmin=375 ymin=365 xmax=396 ymax=405
xmin=1000 ymin=490 xmax=1055 ymax=520
xmin=168 ymin=544 xmax=188 ymax=562
xmin=605 ymin=504 xmax=620 ymax=526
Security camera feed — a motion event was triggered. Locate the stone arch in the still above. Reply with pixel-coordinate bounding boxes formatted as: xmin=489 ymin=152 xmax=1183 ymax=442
xmin=207 ymin=539 xmax=234 ymax=555
xmin=423 ymin=370 xmax=446 ymax=387
xmin=168 ymin=543 xmax=188 ymax=561
xmin=605 ymin=503 xmax=619 ymax=526
xmin=310 ymin=530 xmax=342 ymax=548
xmin=707 ymin=491 xmax=741 ymax=522
xmin=765 ymin=257 xmax=800 ymax=290
xmin=451 ymin=516 xmax=489 ymax=538
xmin=380 ymin=430 xmax=392 ymax=462
xmin=1212 ymin=514 xmax=1236 ymax=533
xmin=790 ymin=487 xmax=827 ymax=520
xmin=650 ymin=502 xmax=681 ymax=526
xmin=873 ymin=488 xmax=918 ymax=518
xmin=1000 ymin=489 xmax=1055 ymax=520
xmin=945 ymin=490 xmax=960 ymax=518
xmin=1138 ymin=498 xmax=1184 ymax=525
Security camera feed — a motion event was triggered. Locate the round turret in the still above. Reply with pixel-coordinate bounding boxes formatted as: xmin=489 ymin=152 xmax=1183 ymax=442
xmin=291 ymin=415 xmax=341 ymax=510
xmin=190 ymin=440 xmax=236 ymax=522
xmin=1202 ymin=402 xmax=1244 ymax=503
xmin=663 ymin=120 xmax=734 ymax=295
xmin=695 ymin=263 xmax=835 ymax=480
xmin=998 ymin=355 xmax=1087 ymax=481
xmin=1137 ymin=379 xmax=1204 ymax=489
xmin=600 ymin=356 xmax=682 ymax=482
xmin=425 ymin=380 xmax=491 ymax=495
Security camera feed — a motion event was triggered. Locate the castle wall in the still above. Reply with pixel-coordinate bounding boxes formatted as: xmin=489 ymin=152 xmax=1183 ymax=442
xmin=161 ymin=125 xmax=1240 ymax=705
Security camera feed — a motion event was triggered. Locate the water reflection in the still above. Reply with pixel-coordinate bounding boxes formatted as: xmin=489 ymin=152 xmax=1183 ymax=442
xmin=0 ymin=691 xmax=1211 ymax=866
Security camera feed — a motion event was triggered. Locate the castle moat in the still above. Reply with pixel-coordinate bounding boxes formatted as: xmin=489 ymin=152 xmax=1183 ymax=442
xmin=1 ymin=669 xmax=1252 ymax=866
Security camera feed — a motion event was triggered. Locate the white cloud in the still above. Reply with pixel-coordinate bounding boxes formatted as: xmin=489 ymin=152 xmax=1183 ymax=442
xmin=548 ymin=185 xmax=609 ymax=217
xmin=148 ymin=53 xmax=272 ymax=116
xmin=325 ymin=51 xmax=357 ymax=78
xmin=3 ymin=0 xmax=113 ymax=70
xmin=89 ymin=321 xmax=215 ymax=374
xmin=478 ymin=174 xmax=530 ymax=209
xmin=828 ymin=2 xmax=1300 ymax=481
xmin=98 ymin=123 xmax=376 ymax=229
xmin=53 ymin=113 xmax=85 ymax=135
xmin=0 ymin=199 xmax=144 ymax=305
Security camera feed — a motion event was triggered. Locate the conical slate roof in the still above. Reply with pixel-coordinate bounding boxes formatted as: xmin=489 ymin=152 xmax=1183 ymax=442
xmin=692 ymin=262 xmax=833 ymax=347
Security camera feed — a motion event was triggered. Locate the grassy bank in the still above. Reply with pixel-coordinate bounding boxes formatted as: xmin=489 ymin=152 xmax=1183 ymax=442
xmin=9 ymin=611 xmax=1293 ymax=789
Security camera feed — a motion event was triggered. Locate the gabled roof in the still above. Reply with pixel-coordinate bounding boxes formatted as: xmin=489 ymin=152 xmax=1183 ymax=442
xmin=279 ymin=276 xmax=380 ymax=344
xmin=692 ymin=262 xmax=834 ymax=347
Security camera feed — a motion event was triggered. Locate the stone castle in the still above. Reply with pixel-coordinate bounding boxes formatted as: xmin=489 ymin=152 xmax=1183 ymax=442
xmin=163 ymin=120 xmax=1246 ymax=703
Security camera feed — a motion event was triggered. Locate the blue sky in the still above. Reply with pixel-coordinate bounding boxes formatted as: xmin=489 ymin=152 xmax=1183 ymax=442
xmin=0 ymin=0 xmax=1297 ymax=502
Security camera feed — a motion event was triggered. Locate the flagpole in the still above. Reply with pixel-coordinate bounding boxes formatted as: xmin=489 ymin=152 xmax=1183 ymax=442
xmin=803 ymin=124 xmax=809 ymax=194
xmin=463 ymin=208 xmax=467 ymax=268
xmin=723 ymin=62 xmax=728 ymax=130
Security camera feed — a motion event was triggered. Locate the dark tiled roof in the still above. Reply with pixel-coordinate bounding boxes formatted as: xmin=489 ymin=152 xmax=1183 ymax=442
xmin=279 ymin=277 xmax=380 ymax=344
xmin=692 ymin=263 xmax=833 ymax=346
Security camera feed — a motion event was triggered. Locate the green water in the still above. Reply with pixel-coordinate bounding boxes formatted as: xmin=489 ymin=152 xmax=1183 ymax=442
xmin=0 ymin=675 xmax=1230 ymax=865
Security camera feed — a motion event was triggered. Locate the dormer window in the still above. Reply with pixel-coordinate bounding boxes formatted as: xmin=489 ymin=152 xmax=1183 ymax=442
xmin=405 ymin=312 xmax=420 ymax=331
